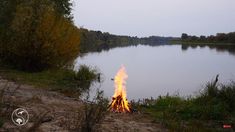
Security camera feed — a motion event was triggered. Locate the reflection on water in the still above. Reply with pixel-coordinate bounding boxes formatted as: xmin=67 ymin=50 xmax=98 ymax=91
xmin=75 ymin=44 xmax=235 ymax=100
xmin=181 ymin=44 xmax=235 ymax=56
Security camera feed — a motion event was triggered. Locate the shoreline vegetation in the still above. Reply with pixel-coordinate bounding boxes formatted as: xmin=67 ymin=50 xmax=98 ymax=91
xmin=170 ymin=33 xmax=235 ymax=56
xmin=171 ymin=40 xmax=235 ymax=45
xmin=0 ymin=64 xmax=99 ymax=97
xmin=80 ymin=28 xmax=174 ymax=53
xmin=171 ymin=32 xmax=235 ymax=45
xmin=132 ymin=76 xmax=235 ymax=131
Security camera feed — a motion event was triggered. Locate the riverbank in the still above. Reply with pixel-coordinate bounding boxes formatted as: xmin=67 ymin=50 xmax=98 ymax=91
xmin=0 ymin=64 xmax=98 ymax=97
xmin=0 ymin=63 xmax=167 ymax=131
xmin=0 ymin=77 xmax=166 ymax=131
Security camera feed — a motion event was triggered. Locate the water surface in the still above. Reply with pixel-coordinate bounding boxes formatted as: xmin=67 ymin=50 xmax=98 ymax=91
xmin=75 ymin=45 xmax=235 ymax=100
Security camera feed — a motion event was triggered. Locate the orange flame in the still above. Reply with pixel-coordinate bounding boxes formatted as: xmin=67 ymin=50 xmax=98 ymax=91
xmin=110 ymin=66 xmax=131 ymax=113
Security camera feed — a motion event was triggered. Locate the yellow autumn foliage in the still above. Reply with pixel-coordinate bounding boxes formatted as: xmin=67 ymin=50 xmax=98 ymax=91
xmin=36 ymin=9 xmax=80 ymax=67
xmin=1 ymin=0 xmax=80 ymax=71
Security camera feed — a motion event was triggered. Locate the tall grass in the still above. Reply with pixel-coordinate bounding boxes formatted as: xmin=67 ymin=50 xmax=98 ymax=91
xmin=80 ymin=90 xmax=109 ymax=132
xmin=139 ymin=76 xmax=235 ymax=131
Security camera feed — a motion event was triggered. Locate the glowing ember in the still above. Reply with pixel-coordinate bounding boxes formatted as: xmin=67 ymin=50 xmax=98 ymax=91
xmin=109 ymin=66 xmax=131 ymax=113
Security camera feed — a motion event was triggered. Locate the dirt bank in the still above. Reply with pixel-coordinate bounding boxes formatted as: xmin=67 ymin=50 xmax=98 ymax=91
xmin=0 ymin=78 xmax=167 ymax=132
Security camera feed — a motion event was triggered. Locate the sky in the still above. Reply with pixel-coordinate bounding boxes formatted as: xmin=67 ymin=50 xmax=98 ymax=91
xmin=72 ymin=0 xmax=235 ymax=37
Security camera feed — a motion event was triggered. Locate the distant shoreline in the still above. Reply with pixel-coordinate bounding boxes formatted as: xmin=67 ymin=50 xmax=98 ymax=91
xmin=170 ymin=40 xmax=235 ymax=46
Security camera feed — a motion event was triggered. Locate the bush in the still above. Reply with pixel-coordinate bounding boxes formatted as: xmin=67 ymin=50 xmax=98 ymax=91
xmin=54 ymin=65 xmax=100 ymax=97
xmin=74 ymin=65 xmax=99 ymax=91
xmin=0 ymin=0 xmax=80 ymax=72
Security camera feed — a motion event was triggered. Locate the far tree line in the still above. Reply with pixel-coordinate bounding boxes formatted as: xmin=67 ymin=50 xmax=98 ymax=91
xmin=181 ymin=32 xmax=235 ymax=43
xmin=80 ymin=28 xmax=173 ymax=53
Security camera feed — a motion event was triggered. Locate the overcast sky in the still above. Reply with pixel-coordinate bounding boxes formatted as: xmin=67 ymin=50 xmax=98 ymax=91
xmin=72 ymin=0 xmax=235 ymax=37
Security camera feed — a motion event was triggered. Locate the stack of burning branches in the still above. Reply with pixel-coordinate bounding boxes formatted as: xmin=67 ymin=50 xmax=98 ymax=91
xmin=108 ymin=66 xmax=132 ymax=113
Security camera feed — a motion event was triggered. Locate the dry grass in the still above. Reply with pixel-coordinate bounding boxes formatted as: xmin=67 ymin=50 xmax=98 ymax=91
xmin=64 ymin=90 xmax=109 ymax=132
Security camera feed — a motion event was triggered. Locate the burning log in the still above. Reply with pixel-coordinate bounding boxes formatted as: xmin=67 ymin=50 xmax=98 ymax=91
xmin=109 ymin=66 xmax=132 ymax=113
xmin=109 ymin=95 xmax=131 ymax=113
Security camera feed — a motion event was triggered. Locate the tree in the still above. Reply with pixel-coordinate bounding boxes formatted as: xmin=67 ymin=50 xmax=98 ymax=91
xmin=50 ymin=0 xmax=73 ymax=20
xmin=181 ymin=33 xmax=188 ymax=40
xmin=216 ymin=33 xmax=227 ymax=42
xmin=191 ymin=36 xmax=199 ymax=41
xmin=0 ymin=0 xmax=80 ymax=71
xmin=227 ymin=32 xmax=235 ymax=43
xmin=200 ymin=35 xmax=206 ymax=41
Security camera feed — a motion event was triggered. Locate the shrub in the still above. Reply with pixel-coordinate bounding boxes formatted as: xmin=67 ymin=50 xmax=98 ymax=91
xmin=74 ymin=65 xmax=99 ymax=91
xmin=55 ymin=65 xmax=100 ymax=97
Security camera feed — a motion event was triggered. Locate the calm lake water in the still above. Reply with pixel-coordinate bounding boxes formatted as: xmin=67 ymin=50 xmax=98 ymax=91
xmin=74 ymin=44 xmax=235 ymax=100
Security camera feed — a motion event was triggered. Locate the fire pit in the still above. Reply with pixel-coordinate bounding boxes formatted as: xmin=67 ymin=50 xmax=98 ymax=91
xmin=109 ymin=66 xmax=131 ymax=113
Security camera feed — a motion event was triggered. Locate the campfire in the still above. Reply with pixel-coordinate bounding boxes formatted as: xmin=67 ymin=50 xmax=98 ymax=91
xmin=109 ymin=66 xmax=131 ymax=113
